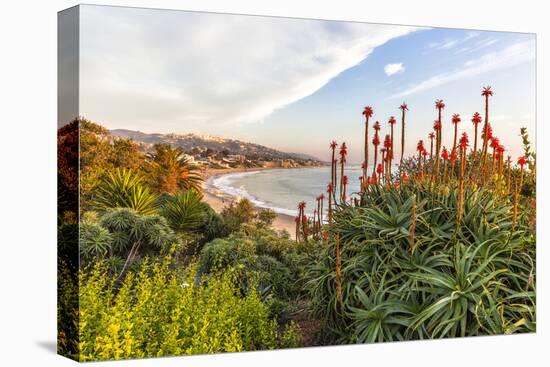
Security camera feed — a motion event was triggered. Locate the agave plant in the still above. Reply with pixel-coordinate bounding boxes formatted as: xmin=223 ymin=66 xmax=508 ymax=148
xmin=93 ymin=168 xmax=158 ymax=215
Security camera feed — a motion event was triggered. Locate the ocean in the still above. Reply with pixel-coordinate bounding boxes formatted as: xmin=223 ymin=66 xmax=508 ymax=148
xmin=207 ymin=165 xmax=368 ymax=217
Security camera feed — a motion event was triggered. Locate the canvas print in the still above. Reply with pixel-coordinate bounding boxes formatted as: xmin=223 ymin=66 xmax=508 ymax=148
xmin=58 ymin=4 xmax=536 ymax=362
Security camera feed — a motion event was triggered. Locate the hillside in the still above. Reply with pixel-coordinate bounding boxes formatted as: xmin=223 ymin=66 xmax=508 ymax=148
xmin=110 ymin=129 xmax=323 ymax=163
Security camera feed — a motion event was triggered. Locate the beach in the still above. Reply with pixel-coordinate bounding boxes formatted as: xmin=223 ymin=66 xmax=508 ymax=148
xmin=201 ymin=167 xmax=299 ymax=234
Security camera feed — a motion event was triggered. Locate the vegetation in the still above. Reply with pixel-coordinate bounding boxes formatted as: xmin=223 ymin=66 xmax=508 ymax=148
xmin=58 ymin=85 xmax=536 ymax=361
xmin=75 ymin=256 xmax=300 ymax=361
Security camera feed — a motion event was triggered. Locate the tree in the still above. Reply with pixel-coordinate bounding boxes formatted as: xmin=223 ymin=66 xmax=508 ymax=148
xmin=111 ymin=138 xmax=145 ymax=170
xmin=221 ymin=198 xmax=257 ymax=233
xmin=147 ymin=144 xmax=203 ymax=194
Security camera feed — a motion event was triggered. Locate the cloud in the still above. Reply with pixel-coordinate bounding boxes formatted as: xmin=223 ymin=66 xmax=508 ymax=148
xmin=384 ymin=63 xmax=405 ymax=76
xmin=389 ymin=40 xmax=535 ymax=99
xmin=428 ymin=32 xmax=481 ymax=52
xmin=78 ymin=5 xmax=417 ymax=132
xmin=455 ymin=38 xmax=499 ymax=54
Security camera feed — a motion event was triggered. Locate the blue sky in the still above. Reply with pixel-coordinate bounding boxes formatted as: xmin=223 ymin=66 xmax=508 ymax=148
xmin=79 ymin=5 xmax=535 ymax=163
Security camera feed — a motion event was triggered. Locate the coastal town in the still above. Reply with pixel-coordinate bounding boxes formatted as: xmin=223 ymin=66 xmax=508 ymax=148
xmin=110 ymin=129 xmax=326 ymax=170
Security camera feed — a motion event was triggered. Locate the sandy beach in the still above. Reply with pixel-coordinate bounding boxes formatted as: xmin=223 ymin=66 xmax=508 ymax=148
xmin=201 ymin=167 xmax=297 ymax=234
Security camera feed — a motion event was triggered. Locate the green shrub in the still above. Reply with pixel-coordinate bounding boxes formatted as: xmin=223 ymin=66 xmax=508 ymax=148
xmin=78 ymin=256 xmax=280 ymax=361
xmin=199 ymin=225 xmax=308 ymax=299
xmin=305 ymin=181 xmax=536 ymax=343
xmin=279 ymin=321 xmax=303 ymax=349
xmin=93 ymin=168 xmax=158 ymax=215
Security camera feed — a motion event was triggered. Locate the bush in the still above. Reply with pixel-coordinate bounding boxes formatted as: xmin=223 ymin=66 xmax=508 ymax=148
xmin=199 ymin=225 xmax=308 ymax=300
xmin=305 ymin=181 xmax=536 ymax=343
xmin=77 ymin=256 xmax=302 ymax=361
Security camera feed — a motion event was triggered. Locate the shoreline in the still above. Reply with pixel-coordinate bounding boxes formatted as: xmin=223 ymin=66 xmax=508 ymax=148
xmin=200 ymin=166 xmax=309 ymax=234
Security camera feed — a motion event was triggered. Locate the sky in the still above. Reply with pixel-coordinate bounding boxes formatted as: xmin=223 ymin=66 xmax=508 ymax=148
xmin=79 ymin=5 xmax=536 ymax=163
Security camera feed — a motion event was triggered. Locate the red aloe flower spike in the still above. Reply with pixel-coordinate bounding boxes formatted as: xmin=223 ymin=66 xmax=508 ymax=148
xmin=518 ymin=156 xmax=527 ymax=190
xmin=399 ymin=102 xmax=408 ymax=166
xmin=362 ymin=106 xmax=373 ymax=178
xmin=451 ymin=113 xmax=461 ymax=154
xmin=471 ymin=112 xmax=482 ymax=158
xmin=441 ymin=146 xmax=449 ymax=181
xmin=326 ymin=183 xmax=333 ymax=223
xmin=339 ymin=142 xmax=347 ymax=201
xmin=417 ymin=140 xmax=424 ymax=177
xmin=342 ymin=175 xmax=349 ymax=201
xmin=490 ymin=136 xmax=500 ymax=171
xmin=329 ymin=141 xmax=338 ymax=204
xmin=434 ymin=99 xmax=445 ymax=182
xmin=481 ymin=86 xmax=493 ymax=165
xmin=428 ymin=132 xmax=435 ymax=159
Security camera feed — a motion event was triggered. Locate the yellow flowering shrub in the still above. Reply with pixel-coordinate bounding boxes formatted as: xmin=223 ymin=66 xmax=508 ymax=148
xmin=78 ymin=256 xmax=281 ymax=361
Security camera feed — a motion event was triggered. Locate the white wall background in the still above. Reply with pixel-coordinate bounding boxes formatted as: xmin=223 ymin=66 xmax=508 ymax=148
xmin=0 ymin=1 xmax=546 ymax=366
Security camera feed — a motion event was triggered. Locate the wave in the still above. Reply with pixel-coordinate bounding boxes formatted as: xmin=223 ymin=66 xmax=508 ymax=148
xmin=209 ymin=171 xmax=298 ymax=217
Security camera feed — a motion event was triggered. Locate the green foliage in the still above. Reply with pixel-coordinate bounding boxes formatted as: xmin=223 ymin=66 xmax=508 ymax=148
xmin=305 ymin=181 xmax=536 ymax=343
xmin=100 ymin=208 xmax=177 ymax=255
xmin=77 ymin=256 xmax=297 ymax=361
xmin=160 ymin=190 xmax=207 ymax=233
xmin=93 ymin=168 xmax=158 ymax=215
xmin=199 ymin=225 xmax=307 ymax=300
xmin=220 ymin=199 xmax=278 ymax=233
xmin=221 ymin=198 xmax=257 ymax=233
xmin=146 ymin=143 xmax=203 ymax=194
xmin=199 ymin=203 xmax=228 ymax=242
xmin=279 ymin=321 xmax=303 ymax=349
xmin=80 ymin=223 xmax=113 ymax=260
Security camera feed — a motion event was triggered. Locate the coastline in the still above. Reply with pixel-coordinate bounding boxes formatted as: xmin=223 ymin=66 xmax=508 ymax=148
xmin=200 ymin=166 xmax=304 ymax=234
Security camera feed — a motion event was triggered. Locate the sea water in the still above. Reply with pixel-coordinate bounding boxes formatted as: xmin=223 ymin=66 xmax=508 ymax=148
xmin=207 ymin=165 xmax=370 ymax=217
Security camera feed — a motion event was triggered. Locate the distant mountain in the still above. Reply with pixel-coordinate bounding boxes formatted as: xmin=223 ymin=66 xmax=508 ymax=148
xmin=110 ymin=129 xmax=324 ymax=163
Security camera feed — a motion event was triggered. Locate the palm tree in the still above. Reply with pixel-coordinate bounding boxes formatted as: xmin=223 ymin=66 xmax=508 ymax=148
xmin=471 ymin=112 xmax=482 ymax=159
xmin=399 ymin=102 xmax=408 ymax=166
xmin=362 ymin=106 xmax=374 ymax=176
xmin=451 ymin=113 xmax=461 ymax=154
xmin=147 ymin=143 xmax=203 ymax=194
xmin=372 ymin=121 xmax=381 ymax=177
xmin=481 ymin=86 xmax=493 ymax=164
